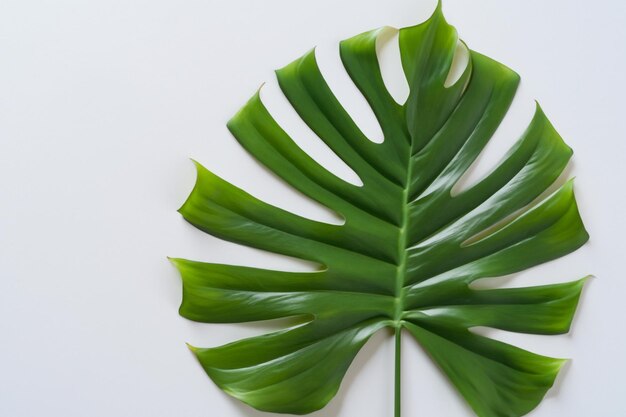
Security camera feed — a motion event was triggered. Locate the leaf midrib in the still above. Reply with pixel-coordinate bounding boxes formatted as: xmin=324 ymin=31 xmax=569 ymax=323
xmin=393 ymin=140 xmax=413 ymax=324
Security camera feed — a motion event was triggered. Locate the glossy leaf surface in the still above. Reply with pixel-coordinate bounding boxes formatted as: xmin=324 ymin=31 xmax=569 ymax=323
xmin=173 ymin=4 xmax=589 ymax=416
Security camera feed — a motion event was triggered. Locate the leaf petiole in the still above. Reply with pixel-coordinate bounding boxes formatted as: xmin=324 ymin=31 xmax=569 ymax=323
xmin=394 ymin=326 xmax=402 ymax=417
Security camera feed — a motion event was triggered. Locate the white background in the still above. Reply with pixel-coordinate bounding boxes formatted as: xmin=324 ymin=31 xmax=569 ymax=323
xmin=1 ymin=0 xmax=625 ymax=416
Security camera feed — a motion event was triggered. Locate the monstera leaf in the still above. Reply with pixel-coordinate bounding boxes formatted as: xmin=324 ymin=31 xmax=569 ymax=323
xmin=172 ymin=3 xmax=589 ymax=416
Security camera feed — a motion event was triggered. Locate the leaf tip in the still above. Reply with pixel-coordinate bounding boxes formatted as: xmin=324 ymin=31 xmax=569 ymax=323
xmin=256 ymin=82 xmax=266 ymax=96
xmin=276 ymin=46 xmax=317 ymax=82
xmin=177 ymin=159 xmax=205 ymax=215
xmin=556 ymin=357 xmax=570 ymax=370
xmin=579 ymin=274 xmax=595 ymax=284
xmin=167 ymin=256 xmax=180 ymax=267
xmin=185 ymin=342 xmax=199 ymax=353
xmin=430 ymin=0 xmax=445 ymax=22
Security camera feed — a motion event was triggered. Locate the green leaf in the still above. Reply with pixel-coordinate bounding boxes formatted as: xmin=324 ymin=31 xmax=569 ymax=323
xmin=172 ymin=4 xmax=589 ymax=417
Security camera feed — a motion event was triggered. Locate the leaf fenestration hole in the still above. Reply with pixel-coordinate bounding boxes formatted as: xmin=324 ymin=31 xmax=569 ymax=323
xmin=376 ymin=26 xmax=410 ymax=105
xmin=184 ymin=315 xmax=315 ymax=349
xmin=230 ymin=315 xmax=313 ymax=334
xmin=261 ymin=78 xmax=363 ymax=190
xmin=176 ymin=218 xmax=324 ymax=273
xmin=451 ymin=88 xmax=536 ymax=196
xmin=469 ymin=257 xmax=589 ymax=294
xmin=213 ymin=85 xmax=347 ymax=226
xmin=316 ymin=44 xmax=385 ymax=144
xmin=469 ymin=326 xmax=560 ymax=355
xmin=253 ymin=80 xmax=348 ymax=225
xmin=444 ymin=41 xmax=470 ymax=88
xmin=460 ymin=160 xmax=574 ymax=247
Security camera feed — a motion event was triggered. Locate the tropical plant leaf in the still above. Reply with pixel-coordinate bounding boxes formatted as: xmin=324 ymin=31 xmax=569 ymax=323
xmin=172 ymin=3 xmax=589 ymax=416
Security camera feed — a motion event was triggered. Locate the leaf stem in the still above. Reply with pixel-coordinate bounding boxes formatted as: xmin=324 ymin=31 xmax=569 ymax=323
xmin=394 ymin=326 xmax=402 ymax=417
